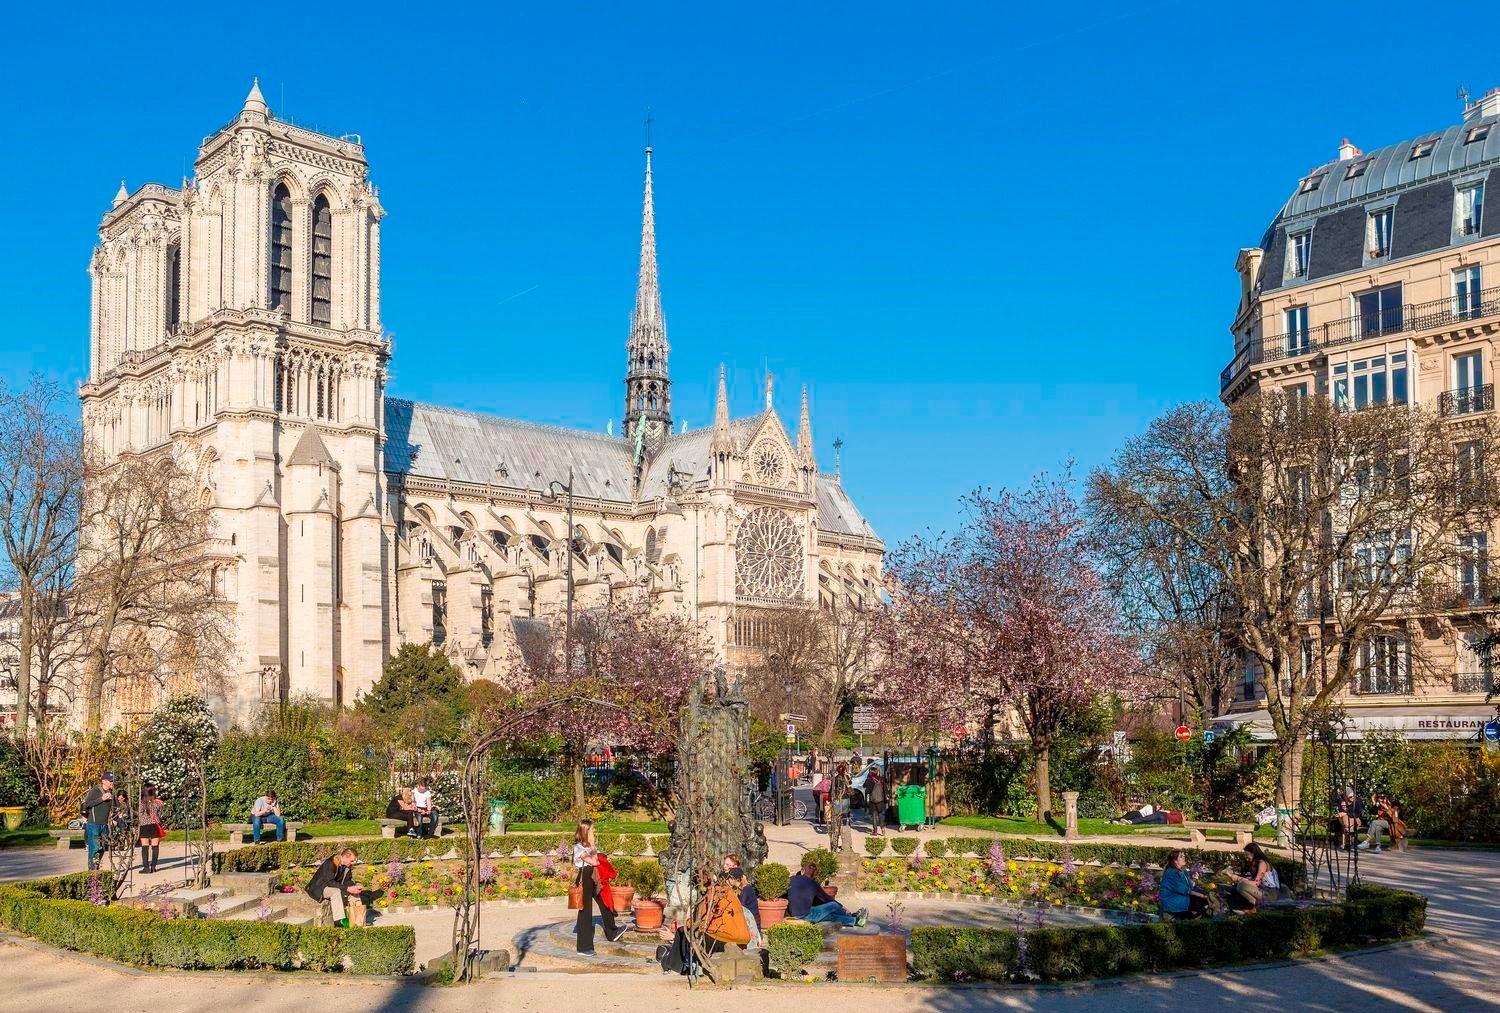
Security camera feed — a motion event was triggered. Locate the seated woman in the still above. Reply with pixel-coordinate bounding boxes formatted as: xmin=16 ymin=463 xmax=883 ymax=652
xmin=386 ymin=788 xmax=420 ymax=838
xmin=1226 ymin=842 xmax=1280 ymax=912
xmin=1158 ymin=849 xmax=1208 ymax=919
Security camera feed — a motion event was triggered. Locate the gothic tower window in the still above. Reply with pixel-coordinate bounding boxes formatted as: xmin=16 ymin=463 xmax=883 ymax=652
xmin=431 ymin=581 xmax=448 ymax=645
xmin=165 ymin=241 xmax=181 ymax=331
xmin=311 ymin=194 xmax=333 ymax=326
xmin=270 ymin=184 xmax=293 ymax=312
xmin=645 ymin=527 xmax=658 ymax=564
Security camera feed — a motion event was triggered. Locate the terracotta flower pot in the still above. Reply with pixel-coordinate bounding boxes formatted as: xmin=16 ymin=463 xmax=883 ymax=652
xmin=632 ymin=897 xmax=664 ymax=930
xmin=757 ymin=897 xmax=789 ymax=928
xmin=609 ymin=885 xmax=635 ymax=913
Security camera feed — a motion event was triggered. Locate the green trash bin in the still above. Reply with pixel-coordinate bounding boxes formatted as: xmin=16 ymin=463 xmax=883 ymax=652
xmin=896 ymin=785 xmax=927 ymax=830
xmin=488 ymin=800 xmax=507 ymax=835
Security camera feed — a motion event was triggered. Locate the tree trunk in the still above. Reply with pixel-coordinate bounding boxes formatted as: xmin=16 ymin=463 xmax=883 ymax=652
xmin=83 ymin=649 xmax=107 ymax=735
xmin=16 ymin=582 xmax=33 ymax=737
xmin=572 ymin=754 xmax=586 ymax=820
xmin=1034 ymin=744 xmax=1052 ymax=821
xmin=1274 ymin=734 xmax=1306 ymax=846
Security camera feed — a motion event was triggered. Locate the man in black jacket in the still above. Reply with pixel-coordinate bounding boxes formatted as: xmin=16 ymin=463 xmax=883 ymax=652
xmin=306 ymin=848 xmax=366 ymax=927
xmin=80 ymin=773 xmax=117 ymax=870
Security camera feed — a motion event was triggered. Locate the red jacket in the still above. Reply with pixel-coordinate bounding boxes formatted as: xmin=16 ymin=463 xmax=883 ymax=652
xmin=595 ymin=853 xmax=618 ymax=910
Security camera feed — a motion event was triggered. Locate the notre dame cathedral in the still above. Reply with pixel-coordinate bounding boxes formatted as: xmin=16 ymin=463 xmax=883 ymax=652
xmin=79 ymin=82 xmax=884 ymax=724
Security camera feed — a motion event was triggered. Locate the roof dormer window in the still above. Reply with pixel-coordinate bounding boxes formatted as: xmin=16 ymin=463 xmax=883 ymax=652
xmin=1465 ymin=123 xmax=1492 ymax=145
xmin=1345 ymin=159 xmax=1371 ymax=180
xmin=1299 ymin=171 xmax=1326 ymax=194
xmin=1409 ymin=138 xmax=1438 ymax=160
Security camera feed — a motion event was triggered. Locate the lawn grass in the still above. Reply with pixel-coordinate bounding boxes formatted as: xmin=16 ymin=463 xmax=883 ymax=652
xmin=939 ymin=815 xmax=1276 ymax=841
xmin=506 ymin=820 xmax=668 ymax=834
xmin=0 ymin=827 xmax=52 ymax=849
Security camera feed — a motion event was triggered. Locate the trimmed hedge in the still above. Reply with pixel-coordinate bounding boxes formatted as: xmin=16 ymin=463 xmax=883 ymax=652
xmin=911 ymin=884 xmax=1426 ymax=982
xmin=0 ymin=873 xmax=414 ymax=974
xmin=941 ymin=836 xmax=1305 ymax=890
xmin=767 ymin=921 xmax=824 ymax=977
xmin=215 ymin=833 xmax=574 ymax=873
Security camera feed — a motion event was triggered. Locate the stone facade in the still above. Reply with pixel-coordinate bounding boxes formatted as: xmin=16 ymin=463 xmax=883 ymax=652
xmin=78 ymin=84 xmax=883 ymax=725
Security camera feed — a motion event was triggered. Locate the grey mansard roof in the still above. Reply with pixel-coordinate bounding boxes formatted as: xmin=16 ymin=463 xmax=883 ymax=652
xmin=1259 ymin=107 xmax=1500 ymax=293
xmin=382 ymin=398 xmax=878 ymax=541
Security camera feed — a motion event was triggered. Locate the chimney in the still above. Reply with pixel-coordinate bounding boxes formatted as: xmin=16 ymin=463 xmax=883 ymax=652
xmin=1464 ymin=87 xmax=1500 ymax=123
xmin=1337 ymin=138 xmax=1362 ymax=160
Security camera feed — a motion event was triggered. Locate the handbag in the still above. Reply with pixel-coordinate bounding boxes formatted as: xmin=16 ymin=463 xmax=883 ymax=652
xmin=567 ymin=871 xmax=583 ymax=910
xmin=698 ymin=880 xmax=751 ymax=946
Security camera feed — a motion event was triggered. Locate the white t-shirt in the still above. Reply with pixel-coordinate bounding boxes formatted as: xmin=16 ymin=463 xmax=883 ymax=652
xmin=252 ymin=796 xmax=277 ymax=817
xmin=412 ymin=788 xmax=433 ymax=809
xmin=573 ymin=843 xmax=594 ymax=869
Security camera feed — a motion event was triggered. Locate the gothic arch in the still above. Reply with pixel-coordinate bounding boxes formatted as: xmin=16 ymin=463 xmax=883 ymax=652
xmin=268 ymin=170 xmax=308 ymax=202
xmin=305 ymin=176 xmax=346 ymax=208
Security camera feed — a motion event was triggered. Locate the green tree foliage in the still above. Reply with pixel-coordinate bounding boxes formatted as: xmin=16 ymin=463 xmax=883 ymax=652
xmin=0 ymin=739 xmax=41 ymax=823
xmin=140 ymin=695 xmax=221 ymax=829
xmin=356 ymin=642 xmax=467 ymax=745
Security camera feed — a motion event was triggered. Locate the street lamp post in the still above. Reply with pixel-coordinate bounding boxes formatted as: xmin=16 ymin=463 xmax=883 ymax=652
xmin=547 ymin=467 xmax=576 ymax=667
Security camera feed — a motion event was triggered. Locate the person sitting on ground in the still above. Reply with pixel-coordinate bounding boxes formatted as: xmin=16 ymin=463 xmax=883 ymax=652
xmin=412 ymin=779 xmax=439 ymax=838
xmin=386 ymin=788 xmax=421 ymax=838
xmin=1158 ymin=849 xmax=1208 ymax=919
xmin=306 ymin=847 xmax=367 ymax=927
xmin=1226 ymin=842 xmax=1280 ymax=912
xmin=722 ymin=855 xmax=764 ymax=950
xmin=1335 ymin=785 xmax=1362 ymax=850
xmin=786 ymin=857 xmax=866 ymax=927
xmin=250 ymin=791 xmax=286 ymax=844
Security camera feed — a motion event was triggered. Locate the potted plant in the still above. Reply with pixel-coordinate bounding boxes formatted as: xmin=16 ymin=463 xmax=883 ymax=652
xmin=753 ymin=862 xmax=790 ymax=928
xmin=0 ymin=806 xmax=24 ymax=833
xmin=628 ymin=860 xmax=666 ymax=930
xmin=608 ymin=857 xmax=636 ymax=913
xmin=806 ymin=847 xmax=840 ymax=897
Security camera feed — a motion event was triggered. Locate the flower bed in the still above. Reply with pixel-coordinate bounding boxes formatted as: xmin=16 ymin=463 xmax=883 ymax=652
xmin=861 ymin=857 xmax=1157 ymax=915
xmin=938 ymin=837 xmax=1304 ymax=890
xmin=0 ymin=872 xmax=414 ymax=974
xmin=911 ymin=883 xmax=1426 ymax=983
xmin=269 ymin=857 xmax=582 ymax=910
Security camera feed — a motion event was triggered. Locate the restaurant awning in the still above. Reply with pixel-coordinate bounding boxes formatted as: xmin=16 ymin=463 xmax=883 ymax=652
xmin=1212 ymin=704 xmax=1497 ymax=741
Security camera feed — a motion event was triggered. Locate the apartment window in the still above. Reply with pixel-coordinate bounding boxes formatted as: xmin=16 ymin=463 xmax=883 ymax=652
xmin=1453 ymin=351 xmax=1484 ymax=414
xmin=1455 ymin=183 xmax=1485 ymax=237
xmin=1458 ymin=532 xmax=1488 ymax=603
xmin=1367 ymin=207 xmax=1394 ymax=258
xmin=1410 ymin=138 xmax=1438 ymax=160
xmin=1285 ymin=305 xmax=1310 ymax=355
xmin=1355 ymin=634 xmax=1410 ymax=694
xmin=1456 ymin=631 xmax=1492 ymax=694
xmin=1457 ymin=439 xmax=1487 ymax=504
xmin=1466 ymin=123 xmax=1492 ymax=145
xmin=1298 ymin=638 xmax=1320 ymax=696
xmin=1287 ymin=232 xmax=1312 ymax=279
xmin=1334 ymin=352 xmax=1408 ymax=411
xmin=1454 ymin=265 xmax=1484 ymax=318
xmin=1349 ymin=529 xmax=1414 ymax=590
xmin=1356 ymin=283 xmax=1403 ymax=337
xmin=1242 ymin=654 xmax=1257 ymax=700
xmin=1298 ymin=172 xmax=1326 ymax=194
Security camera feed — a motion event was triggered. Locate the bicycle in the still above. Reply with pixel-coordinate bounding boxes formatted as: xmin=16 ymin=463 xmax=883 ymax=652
xmin=751 ymin=790 xmax=807 ymax=823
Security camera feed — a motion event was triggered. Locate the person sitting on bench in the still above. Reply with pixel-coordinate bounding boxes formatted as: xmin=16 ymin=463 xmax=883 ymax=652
xmin=386 ymin=788 xmax=421 ymax=838
xmin=412 ymin=779 xmax=439 ymax=839
xmin=306 ymin=847 xmax=366 ymax=927
xmin=250 ymin=791 xmax=286 ymax=843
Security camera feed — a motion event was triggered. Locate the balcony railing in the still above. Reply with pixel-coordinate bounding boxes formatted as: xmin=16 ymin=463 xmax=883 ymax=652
xmin=1439 ymin=384 xmax=1495 ymax=417
xmin=1350 ymin=673 xmax=1413 ymax=696
xmin=1454 ymin=671 xmax=1496 ymax=694
xmin=1222 ymin=294 xmax=1500 ymax=391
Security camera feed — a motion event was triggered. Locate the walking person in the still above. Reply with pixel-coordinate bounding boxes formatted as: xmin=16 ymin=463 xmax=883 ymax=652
xmin=138 ymin=784 xmax=165 ymax=874
xmin=80 ymin=772 xmax=117 ymax=871
xmin=573 ymin=819 xmax=624 ymax=955
xmin=864 ymin=764 xmax=887 ymax=836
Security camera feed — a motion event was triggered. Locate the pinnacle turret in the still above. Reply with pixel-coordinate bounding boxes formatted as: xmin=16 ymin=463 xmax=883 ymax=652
xmin=624 ymin=146 xmax=671 ymax=448
xmin=242 ymin=77 xmax=270 ymax=120
xmin=710 ymin=364 xmax=734 ymax=457
xmin=797 ymin=384 xmax=815 ymax=469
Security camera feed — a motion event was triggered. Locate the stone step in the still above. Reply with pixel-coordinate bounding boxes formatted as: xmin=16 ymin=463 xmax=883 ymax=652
xmin=545 ymin=922 xmax=663 ymax=960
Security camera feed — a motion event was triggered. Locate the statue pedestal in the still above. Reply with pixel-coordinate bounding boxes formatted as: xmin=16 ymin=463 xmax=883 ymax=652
xmin=1063 ymin=791 xmax=1080 ymax=840
xmin=710 ymin=942 xmax=763 ymax=984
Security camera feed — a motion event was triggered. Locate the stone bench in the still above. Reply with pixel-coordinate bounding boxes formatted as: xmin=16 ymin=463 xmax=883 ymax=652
xmin=225 ymin=822 xmax=305 ymax=846
xmin=1184 ymin=821 xmax=1255 ymax=846
xmin=49 ymin=830 xmax=83 ymax=850
xmin=376 ymin=816 xmax=445 ymax=839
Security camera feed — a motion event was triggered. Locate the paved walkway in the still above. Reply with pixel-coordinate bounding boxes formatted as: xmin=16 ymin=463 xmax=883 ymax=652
xmin=2 ymin=829 xmax=1495 ymax=1012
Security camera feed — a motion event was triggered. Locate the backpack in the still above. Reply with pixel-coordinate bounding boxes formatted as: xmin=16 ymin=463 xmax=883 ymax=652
xmin=656 ymin=927 xmax=694 ymax=975
xmin=698 ymin=880 xmax=752 ymax=946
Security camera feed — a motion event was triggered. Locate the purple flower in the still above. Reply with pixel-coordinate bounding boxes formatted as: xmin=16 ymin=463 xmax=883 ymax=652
xmin=987 ymin=841 xmax=1008 ymax=883
xmin=478 ymin=860 xmax=496 ymax=884
xmin=386 ymin=860 xmax=405 ymax=885
xmin=87 ymin=873 xmax=105 ymax=907
xmin=1138 ymin=867 xmax=1157 ymax=897
xmin=1061 ymin=846 xmax=1077 ymax=877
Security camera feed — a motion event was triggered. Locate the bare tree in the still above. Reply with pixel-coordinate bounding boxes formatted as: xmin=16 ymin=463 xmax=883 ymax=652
xmin=0 ymin=378 xmax=82 ymax=736
xmin=741 ymin=597 xmax=877 ymax=743
xmin=29 ymin=572 xmax=85 ymax=723
xmin=74 ymin=447 xmax=231 ymax=733
xmin=1091 ymin=391 xmax=1500 ymax=823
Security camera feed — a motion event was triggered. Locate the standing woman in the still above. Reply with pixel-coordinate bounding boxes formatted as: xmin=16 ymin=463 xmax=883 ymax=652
xmin=573 ymin=819 xmax=623 ymax=955
xmin=138 ymin=784 xmax=165 ymax=874
xmin=865 ymin=764 xmax=886 ymax=836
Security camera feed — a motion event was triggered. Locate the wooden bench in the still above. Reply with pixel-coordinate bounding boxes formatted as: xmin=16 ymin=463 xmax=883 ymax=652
xmin=1184 ymin=821 xmax=1255 ymax=846
xmin=225 ymin=821 xmax=304 ymax=846
xmin=49 ymin=830 xmax=83 ymax=850
xmin=376 ymin=816 xmax=445 ymax=839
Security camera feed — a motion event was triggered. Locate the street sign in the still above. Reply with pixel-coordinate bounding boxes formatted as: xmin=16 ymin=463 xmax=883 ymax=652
xmin=1174 ymin=725 xmax=1192 ymax=742
xmin=1202 ymin=729 xmax=1216 ymax=744
xmin=852 ymin=706 xmax=879 ymax=733
xmin=1483 ymin=720 xmax=1499 ymax=742
xmin=785 ymin=721 xmax=797 ymax=744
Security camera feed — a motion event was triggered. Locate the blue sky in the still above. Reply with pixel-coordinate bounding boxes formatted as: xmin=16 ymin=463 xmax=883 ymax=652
xmin=0 ymin=2 xmax=1491 ymax=546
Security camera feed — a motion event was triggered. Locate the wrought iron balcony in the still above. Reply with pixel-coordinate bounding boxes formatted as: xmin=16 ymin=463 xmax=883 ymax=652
xmin=1439 ymin=384 xmax=1495 ymax=417
xmin=1454 ymin=671 xmax=1495 ymax=694
xmin=1350 ymin=673 xmax=1413 ymax=696
xmin=1222 ymin=294 xmax=1500 ymax=392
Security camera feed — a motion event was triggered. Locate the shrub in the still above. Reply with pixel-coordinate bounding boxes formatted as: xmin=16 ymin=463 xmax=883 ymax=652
xmin=928 ymin=836 xmax=1304 ymax=891
xmin=644 ymin=834 xmax=668 ymax=855
xmin=0 ymin=739 xmax=42 ymax=825
xmin=754 ymin=862 xmax=791 ymax=901
xmin=890 ymin=837 xmax=918 ymax=857
xmin=923 ymin=838 xmax=948 ymax=859
xmin=767 ymin=921 xmax=824 ymax=977
xmin=615 ymin=833 xmax=647 ymax=856
xmin=910 ymin=886 xmax=1426 ymax=982
xmin=864 ymin=837 xmax=888 ymax=857
xmin=0 ymin=876 xmax=415 ymax=974
xmin=212 ymin=832 xmax=575 ymax=873
xmin=803 ymin=848 xmax=839 ymax=882
xmin=628 ymin=859 xmax=665 ymax=897
xmin=489 ymin=771 xmax=573 ymax=824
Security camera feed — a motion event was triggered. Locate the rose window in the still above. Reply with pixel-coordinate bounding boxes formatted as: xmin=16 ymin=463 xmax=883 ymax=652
xmin=752 ymin=442 xmax=787 ymax=486
xmin=735 ymin=508 xmax=803 ymax=599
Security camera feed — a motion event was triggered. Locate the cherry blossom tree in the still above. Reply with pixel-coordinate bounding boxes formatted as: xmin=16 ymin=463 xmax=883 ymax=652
xmin=879 ymin=473 xmax=1139 ymax=818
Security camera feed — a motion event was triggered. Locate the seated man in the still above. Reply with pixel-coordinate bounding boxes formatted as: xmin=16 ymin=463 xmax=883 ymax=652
xmin=412 ymin=779 xmax=439 ymax=839
xmin=250 ymin=791 xmax=286 ymax=843
xmin=787 ymin=858 xmax=866 ymax=927
xmin=306 ymin=847 xmax=366 ymax=927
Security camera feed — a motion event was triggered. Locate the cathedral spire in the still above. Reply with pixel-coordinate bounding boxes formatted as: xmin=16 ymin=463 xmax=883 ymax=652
xmin=710 ymin=364 xmax=734 ymax=457
xmin=764 ymin=373 xmax=774 ymax=412
xmin=624 ymin=144 xmax=671 ymax=449
xmin=797 ymin=384 xmax=815 ymax=469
